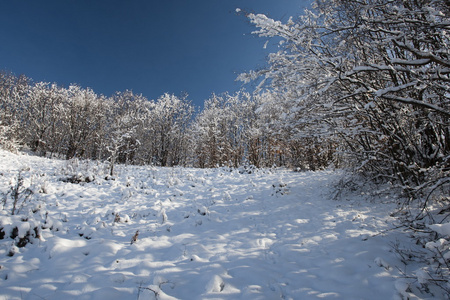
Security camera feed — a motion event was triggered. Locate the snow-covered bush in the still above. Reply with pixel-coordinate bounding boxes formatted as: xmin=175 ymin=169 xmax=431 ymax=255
xmin=0 ymin=213 xmax=42 ymax=254
xmin=420 ymin=223 xmax=450 ymax=295
xmin=238 ymin=163 xmax=258 ymax=174
xmin=389 ymin=210 xmax=450 ymax=298
xmin=2 ymin=171 xmax=33 ymax=216
xmin=60 ymin=158 xmax=107 ymax=184
xmin=0 ymin=170 xmax=62 ymax=252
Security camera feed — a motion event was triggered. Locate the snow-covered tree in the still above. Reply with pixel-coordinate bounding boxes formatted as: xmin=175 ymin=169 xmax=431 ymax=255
xmin=240 ymin=0 xmax=449 ymax=196
xmin=0 ymin=72 xmax=30 ymax=152
xmin=191 ymin=94 xmax=223 ymax=167
xmin=25 ymin=82 xmax=67 ymax=155
xmin=144 ymin=93 xmax=194 ymax=166
xmin=104 ymin=90 xmax=150 ymax=174
xmin=191 ymin=92 xmax=261 ymax=168
xmin=57 ymin=85 xmax=106 ymax=159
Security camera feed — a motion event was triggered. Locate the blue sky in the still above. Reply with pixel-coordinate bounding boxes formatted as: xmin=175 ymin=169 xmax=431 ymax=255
xmin=0 ymin=0 xmax=310 ymax=107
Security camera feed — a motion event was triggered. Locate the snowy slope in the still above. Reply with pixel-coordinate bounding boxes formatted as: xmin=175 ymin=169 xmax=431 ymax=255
xmin=0 ymin=150 xmax=407 ymax=299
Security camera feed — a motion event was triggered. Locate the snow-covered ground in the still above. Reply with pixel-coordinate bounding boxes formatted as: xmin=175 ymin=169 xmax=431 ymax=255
xmin=0 ymin=150 xmax=426 ymax=299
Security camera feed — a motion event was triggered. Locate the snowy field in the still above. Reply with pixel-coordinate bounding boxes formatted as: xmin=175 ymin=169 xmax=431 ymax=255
xmin=0 ymin=150 xmax=423 ymax=299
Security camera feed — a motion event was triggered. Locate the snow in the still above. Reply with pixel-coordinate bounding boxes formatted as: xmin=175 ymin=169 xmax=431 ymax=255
xmin=428 ymin=222 xmax=450 ymax=237
xmin=0 ymin=150 xmax=410 ymax=299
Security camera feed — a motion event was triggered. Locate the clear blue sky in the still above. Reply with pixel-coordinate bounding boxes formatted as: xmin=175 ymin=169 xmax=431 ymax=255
xmin=0 ymin=0 xmax=310 ymax=107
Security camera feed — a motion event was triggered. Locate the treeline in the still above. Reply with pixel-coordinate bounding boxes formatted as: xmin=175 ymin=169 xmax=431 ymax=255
xmin=0 ymin=72 xmax=330 ymax=171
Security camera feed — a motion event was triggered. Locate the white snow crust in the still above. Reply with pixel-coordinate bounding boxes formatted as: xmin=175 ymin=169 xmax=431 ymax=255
xmin=0 ymin=150 xmax=408 ymax=299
